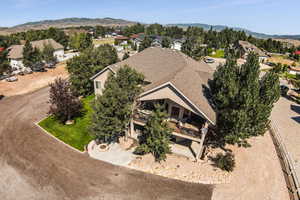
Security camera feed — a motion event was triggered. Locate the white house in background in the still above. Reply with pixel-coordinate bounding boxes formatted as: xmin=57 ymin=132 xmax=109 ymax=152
xmin=289 ymin=67 xmax=300 ymax=75
xmin=171 ymin=39 xmax=185 ymax=51
xmin=8 ymin=39 xmax=64 ymax=71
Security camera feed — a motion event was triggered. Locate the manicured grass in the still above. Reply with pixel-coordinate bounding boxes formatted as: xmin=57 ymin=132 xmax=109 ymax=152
xmin=210 ymin=49 xmax=225 ymax=58
xmin=38 ymin=95 xmax=95 ymax=151
xmin=280 ymin=72 xmax=297 ymax=80
xmin=93 ymin=38 xmax=115 ymax=46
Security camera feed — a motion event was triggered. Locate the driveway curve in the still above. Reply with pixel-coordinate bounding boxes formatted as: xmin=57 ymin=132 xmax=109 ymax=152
xmin=0 ymin=87 xmax=214 ymax=200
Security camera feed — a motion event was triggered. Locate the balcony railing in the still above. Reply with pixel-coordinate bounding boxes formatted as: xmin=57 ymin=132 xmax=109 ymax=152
xmin=133 ymin=108 xmax=202 ymax=140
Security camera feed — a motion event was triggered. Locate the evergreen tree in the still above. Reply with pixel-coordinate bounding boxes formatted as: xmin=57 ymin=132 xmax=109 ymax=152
xmin=0 ymin=49 xmax=10 ymax=75
xmin=138 ymin=36 xmax=152 ymax=52
xmin=70 ymin=33 xmax=93 ymax=52
xmin=67 ymin=44 xmax=118 ymax=96
xmin=90 ymin=66 xmax=144 ymax=143
xmin=122 ymin=52 xmax=130 ymax=60
xmin=43 ymin=43 xmax=56 ymax=63
xmin=23 ymin=41 xmax=42 ymax=69
xmin=23 ymin=40 xmax=35 ymax=68
xmin=134 ymin=104 xmax=172 ymax=162
xmin=209 ymin=53 xmax=280 ymax=146
xmin=161 ymin=37 xmax=171 ymax=48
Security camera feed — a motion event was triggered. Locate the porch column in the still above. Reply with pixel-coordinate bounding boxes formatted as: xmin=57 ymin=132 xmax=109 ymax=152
xmin=196 ymin=122 xmax=209 ymax=160
xmin=130 ymin=119 xmax=134 ymax=137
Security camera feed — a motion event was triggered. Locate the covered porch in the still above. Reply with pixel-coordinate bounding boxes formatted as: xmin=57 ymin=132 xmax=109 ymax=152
xmin=130 ymin=99 xmax=209 ymax=159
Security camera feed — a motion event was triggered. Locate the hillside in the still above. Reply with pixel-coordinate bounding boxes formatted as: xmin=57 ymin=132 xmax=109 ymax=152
xmin=169 ymin=23 xmax=300 ymax=41
xmin=0 ymin=17 xmax=137 ymax=34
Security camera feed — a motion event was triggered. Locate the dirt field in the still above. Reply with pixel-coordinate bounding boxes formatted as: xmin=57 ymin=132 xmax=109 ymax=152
xmin=0 ymin=87 xmax=213 ymax=200
xmin=212 ymin=133 xmax=289 ymax=200
xmin=268 ymin=55 xmax=299 ymax=66
xmin=0 ymin=63 xmax=68 ymax=97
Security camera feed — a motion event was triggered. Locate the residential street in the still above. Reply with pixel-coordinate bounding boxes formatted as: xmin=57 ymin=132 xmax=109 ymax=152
xmin=0 ymin=87 xmax=213 ymax=200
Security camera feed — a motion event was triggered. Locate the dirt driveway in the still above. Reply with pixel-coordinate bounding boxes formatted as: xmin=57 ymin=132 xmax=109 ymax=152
xmin=0 ymin=62 xmax=68 ymax=97
xmin=0 ymin=87 xmax=213 ymax=200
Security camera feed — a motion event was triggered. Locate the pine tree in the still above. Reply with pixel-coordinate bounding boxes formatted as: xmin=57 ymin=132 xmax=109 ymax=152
xmin=209 ymin=53 xmax=280 ymax=146
xmin=66 ymin=44 xmax=118 ymax=96
xmin=23 ymin=40 xmax=35 ymax=68
xmin=43 ymin=43 xmax=56 ymax=63
xmin=0 ymin=49 xmax=10 ymax=75
xmin=122 ymin=52 xmax=130 ymax=60
xmin=134 ymin=104 xmax=172 ymax=162
xmin=161 ymin=37 xmax=171 ymax=48
xmin=90 ymin=66 xmax=144 ymax=143
xmin=138 ymin=36 xmax=152 ymax=52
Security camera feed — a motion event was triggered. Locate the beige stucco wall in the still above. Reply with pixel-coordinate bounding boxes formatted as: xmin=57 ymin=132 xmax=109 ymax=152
xmin=139 ymin=85 xmax=198 ymax=115
xmin=94 ymin=68 xmax=113 ymax=96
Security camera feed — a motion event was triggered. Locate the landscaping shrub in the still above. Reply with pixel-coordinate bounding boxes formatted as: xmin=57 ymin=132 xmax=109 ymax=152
xmin=133 ymin=144 xmax=150 ymax=155
xmin=213 ymin=152 xmax=235 ymax=172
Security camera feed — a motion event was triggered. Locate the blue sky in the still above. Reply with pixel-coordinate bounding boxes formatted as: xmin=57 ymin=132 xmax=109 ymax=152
xmin=2 ymin=0 xmax=300 ymax=35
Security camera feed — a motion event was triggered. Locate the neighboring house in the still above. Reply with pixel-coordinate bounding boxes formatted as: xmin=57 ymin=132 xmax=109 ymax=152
xmin=91 ymin=47 xmax=216 ymax=159
xmin=8 ymin=39 xmax=64 ymax=70
xmin=289 ymin=66 xmax=300 ymax=75
xmin=131 ymin=33 xmax=145 ymax=49
xmin=236 ymin=40 xmax=269 ymax=63
xmin=115 ymin=35 xmax=130 ymax=45
xmin=294 ymin=51 xmax=300 ymax=56
xmin=171 ymin=39 xmax=185 ymax=51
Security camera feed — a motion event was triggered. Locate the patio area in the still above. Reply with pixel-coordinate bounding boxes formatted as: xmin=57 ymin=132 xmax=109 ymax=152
xmin=87 ymin=140 xmax=135 ymax=166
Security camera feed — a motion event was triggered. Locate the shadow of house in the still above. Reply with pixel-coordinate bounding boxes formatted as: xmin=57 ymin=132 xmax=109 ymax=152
xmin=291 ymin=104 xmax=300 ymax=115
xmin=291 ymin=116 xmax=300 ymax=124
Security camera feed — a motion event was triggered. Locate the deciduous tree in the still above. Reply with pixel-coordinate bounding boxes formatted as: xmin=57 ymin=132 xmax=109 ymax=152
xmin=49 ymin=78 xmax=82 ymax=123
xmin=66 ymin=44 xmax=118 ymax=96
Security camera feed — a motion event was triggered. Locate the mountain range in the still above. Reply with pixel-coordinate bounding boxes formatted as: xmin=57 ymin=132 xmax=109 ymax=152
xmin=168 ymin=23 xmax=300 ymax=40
xmin=0 ymin=18 xmax=299 ymax=42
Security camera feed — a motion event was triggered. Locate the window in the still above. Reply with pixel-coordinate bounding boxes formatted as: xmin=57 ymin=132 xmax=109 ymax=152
xmin=170 ymin=106 xmax=180 ymax=119
xmin=95 ymin=81 xmax=101 ymax=89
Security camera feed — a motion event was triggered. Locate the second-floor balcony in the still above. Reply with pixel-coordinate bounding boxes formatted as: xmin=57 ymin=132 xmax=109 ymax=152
xmin=132 ymin=107 xmax=205 ymax=142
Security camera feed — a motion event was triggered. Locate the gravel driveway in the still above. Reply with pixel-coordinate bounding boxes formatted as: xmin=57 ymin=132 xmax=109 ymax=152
xmin=0 ymin=87 xmax=213 ymax=200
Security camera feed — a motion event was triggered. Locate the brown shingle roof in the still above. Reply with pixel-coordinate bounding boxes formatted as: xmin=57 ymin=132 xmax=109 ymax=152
xmin=8 ymin=39 xmax=63 ymax=59
xmin=106 ymin=47 xmax=216 ymax=124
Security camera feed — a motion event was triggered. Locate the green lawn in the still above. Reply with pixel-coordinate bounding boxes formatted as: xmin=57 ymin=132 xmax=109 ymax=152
xmin=38 ymin=95 xmax=95 ymax=151
xmin=210 ymin=49 xmax=225 ymax=58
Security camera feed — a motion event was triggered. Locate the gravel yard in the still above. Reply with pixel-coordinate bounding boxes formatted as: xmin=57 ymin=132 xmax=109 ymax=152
xmin=0 ymin=62 xmax=68 ymax=97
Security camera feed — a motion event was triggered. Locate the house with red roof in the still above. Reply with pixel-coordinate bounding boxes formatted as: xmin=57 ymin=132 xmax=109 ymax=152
xmin=294 ymin=50 xmax=300 ymax=55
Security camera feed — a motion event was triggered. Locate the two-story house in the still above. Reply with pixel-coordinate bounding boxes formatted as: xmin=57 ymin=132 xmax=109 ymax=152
xmin=91 ymin=47 xmax=216 ymax=159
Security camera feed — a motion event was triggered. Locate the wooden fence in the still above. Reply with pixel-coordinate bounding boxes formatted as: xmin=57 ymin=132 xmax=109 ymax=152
xmin=269 ymin=120 xmax=300 ymax=200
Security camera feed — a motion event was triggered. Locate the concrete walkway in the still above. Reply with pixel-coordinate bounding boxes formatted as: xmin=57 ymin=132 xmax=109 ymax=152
xmin=87 ymin=140 xmax=134 ymax=166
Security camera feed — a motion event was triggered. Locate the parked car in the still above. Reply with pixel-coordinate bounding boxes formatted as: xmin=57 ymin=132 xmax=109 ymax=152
xmin=204 ymin=58 xmax=215 ymax=64
xmin=45 ymin=61 xmax=57 ymax=69
xmin=32 ymin=62 xmax=46 ymax=72
xmin=6 ymin=76 xmax=18 ymax=82
xmin=23 ymin=67 xmax=33 ymax=74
